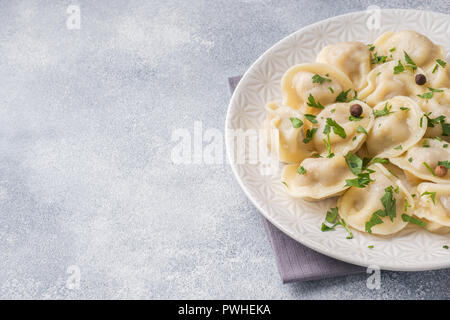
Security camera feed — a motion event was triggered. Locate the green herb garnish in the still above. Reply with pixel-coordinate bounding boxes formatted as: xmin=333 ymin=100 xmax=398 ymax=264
xmin=401 ymin=214 xmax=426 ymax=227
xmin=303 ymin=128 xmax=317 ymax=144
xmin=421 ymin=191 xmax=436 ymax=204
xmin=307 ymin=94 xmax=325 ymax=109
xmin=312 ymin=74 xmax=332 ymax=84
xmin=326 ymin=118 xmax=346 ymax=139
xmin=290 ymin=117 xmax=304 ymax=128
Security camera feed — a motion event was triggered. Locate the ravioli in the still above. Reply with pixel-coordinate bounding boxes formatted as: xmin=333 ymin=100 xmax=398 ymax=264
xmin=338 ymin=164 xmax=413 ymax=235
xmin=359 ymin=61 xmax=426 ymax=107
xmin=282 ymin=156 xmax=354 ymax=201
xmin=316 ymin=41 xmax=371 ymax=91
xmin=281 ymin=63 xmax=353 ymax=115
xmin=365 ymin=96 xmax=426 ymax=158
xmin=373 ymin=30 xmax=445 ymax=70
xmin=390 ymin=138 xmax=450 ymax=184
xmin=312 ymin=101 xmax=374 ymax=157
xmin=414 ymin=183 xmax=450 ymax=227
xmin=263 ymin=102 xmax=315 ymax=163
xmin=415 ymin=88 xmax=450 ymax=141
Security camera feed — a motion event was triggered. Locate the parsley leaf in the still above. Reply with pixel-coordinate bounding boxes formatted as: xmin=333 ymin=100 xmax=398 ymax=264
xmin=335 ymin=89 xmax=352 ymax=103
xmin=303 ymin=128 xmax=317 ymax=144
xmin=304 ymin=114 xmax=318 ymax=124
xmin=326 ymin=118 xmax=346 ymax=139
xmin=421 ymin=191 xmax=436 ymax=204
xmin=438 ymin=160 xmax=450 ymax=169
xmin=423 ymin=162 xmax=437 ymax=176
xmin=381 ymin=186 xmax=397 ymax=222
xmin=312 ymin=74 xmax=331 ymax=84
xmin=357 ymin=125 xmax=368 ymax=135
xmin=404 ymin=51 xmax=417 ymax=71
xmin=373 ymin=103 xmax=394 ymax=118
xmin=401 ymin=214 xmax=426 ymax=227
xmin=393 ymin=60 xmax=405 ymax=74
xmin=345 ymin=153 xmax=363 ymax=175
xmin=345 ymin=173 xmax=373 ymax=188
xmin=417 ymin=88 xmax=444 ymax=100
xmin=307 ymin=94 xmax=324 ymax=109
xmin=290 ymin=117 xmax=303 ymax=128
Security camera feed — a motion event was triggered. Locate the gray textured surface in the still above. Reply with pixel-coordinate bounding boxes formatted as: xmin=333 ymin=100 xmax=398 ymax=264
xmin=0 ymin=0 xmax=449 ymax=299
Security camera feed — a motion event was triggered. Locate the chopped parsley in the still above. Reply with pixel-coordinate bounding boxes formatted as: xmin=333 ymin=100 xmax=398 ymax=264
xmin=372 ymin=52 xmax=387 ymax=64
xmin=401 ymin=214 xmax=426 ymax=227
xmin=304 ymin=114 xmax=318 ymax=124
xmin=307 ymin=94 xmax=324 ymax=109
xmin=404 ymin=51 xmax=417 ymax=71
xmin=320 ymin=207 xmax=353 ymax=239
xmin=393 ymin=60 xmax=405 ymax=74
xmin=423 ymin=162 xmax=437 ymax=176
xmin=365 ymin=186 xmax=398 ymax=233
xmin=303 ymin=128 xmax=317 ymax=144
xmin=373 ymin=102 xmax=394 ymax=118
xmin=326 ymin=118 xmax=346 ymax=138
xmin=312 ymin=74 xmax=332 ymax=84
xmin=297 ymin=166 xmax=307 ymax=175
xmin=394 ymin=145 xmax=403 ymax=150
xmin=438 ymin=160 xmax=450 ymax=168
xmin=421 ymin=191 xmax=436 ymax=204
xmin=417 ymin=88 xmax=444 ymax=100
xmin=335 ymin=89 xmax=352 ymax=103
xmin=432 ymin=59 xmax=447 ymax=73
xmin=290 ymin=117 xmax=304 ymax=128
xmin=357 ymin=125 xmax=368 ymax=135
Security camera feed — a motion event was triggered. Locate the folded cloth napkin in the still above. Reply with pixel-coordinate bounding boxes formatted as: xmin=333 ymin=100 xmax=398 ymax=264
xmin=228 ymin=75 xmax=364 ymax=283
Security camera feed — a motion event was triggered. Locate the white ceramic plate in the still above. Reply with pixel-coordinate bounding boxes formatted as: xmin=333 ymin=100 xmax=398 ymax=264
xmin=225 ymin=9 xmax=450 ymax=271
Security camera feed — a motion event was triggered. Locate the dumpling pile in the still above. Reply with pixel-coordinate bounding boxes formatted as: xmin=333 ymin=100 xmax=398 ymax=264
xmin=263 ymin=30 xmax=450 ymax=236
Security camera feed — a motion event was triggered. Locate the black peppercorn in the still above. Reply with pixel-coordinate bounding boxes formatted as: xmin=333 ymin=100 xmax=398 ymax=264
xmin=415 ymin=74 xmax=427 ymax=85
xmin=350 ymin=104 xmax=363 ymax=118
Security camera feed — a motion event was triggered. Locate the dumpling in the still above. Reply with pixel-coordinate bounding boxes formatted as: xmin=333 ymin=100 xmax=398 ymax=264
xmin=316 ymin=41 xmax=371 ymax=91
xmin=414 ymin=183 xmax=450 ymax=227
xmin=373 ymin=30 xmax=445 ymax=70
xmin=415 ymin=88 xmax=450 ymax=141
xmin=281 ymin=156 xmax=354 ymax=201
xmin=359 ymin=61 xmax=426 ymax=106
xmin=390 ymin=138 xmax=450 ymax=184
xmin=338 ymin=164 xmax=413 ymax=235
xmin=365 ymin=96 xmax=426 ymax=158
xmin=311 ymin=101 xmax=374 ymax=157
xmin=427 ymin=60 xmax=450 ymax=89
xmin=263 ymin=102 xmax=315 ymax=163
xmin=281 ymin=63 xmax=353 ymax=115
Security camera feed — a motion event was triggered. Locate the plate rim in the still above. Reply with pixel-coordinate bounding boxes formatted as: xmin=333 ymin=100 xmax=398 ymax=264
xmin=225 ymin=8 xmax=450 ymax=271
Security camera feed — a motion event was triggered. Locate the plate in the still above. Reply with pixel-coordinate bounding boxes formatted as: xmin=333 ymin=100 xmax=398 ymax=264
xmin=225 ymin=9 xmax=450 ymax=271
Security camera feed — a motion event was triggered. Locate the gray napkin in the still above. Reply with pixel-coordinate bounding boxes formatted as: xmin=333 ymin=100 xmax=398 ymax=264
xmin=228 ymin=76 xmax=364 ymax=283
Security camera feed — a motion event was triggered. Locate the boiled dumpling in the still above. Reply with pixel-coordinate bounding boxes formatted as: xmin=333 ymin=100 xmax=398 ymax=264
xmin=427 ymin=60 xmax=450 ymax=88
xmin=414 ymin=88 xmax=450 ymax=141
xmin=281 ymin=63 xmax=353 ymax=115
xmin=414 ymin=183 xmax=450 ymax=227
xmin=359 ymin=61 xmax=426 ymax=106
xmin=312 ymin=101 xmax=374 ymax=157
xmin=263 ymin=102 xmax=315 ymax=163
xmin=338 ymin=164 xmax=413 ymax=235
xmin=390 ymin=138 xmax=450 ymax=184
xmin=373 ymin=30 xmax=445 ymax=70
xmin=365 ymin=96 xmax=426 ymax=158
xmin=316 ymin=41 xmax=371 ymax=91
xmin=282 ymin=156 xmax=354 ymax=201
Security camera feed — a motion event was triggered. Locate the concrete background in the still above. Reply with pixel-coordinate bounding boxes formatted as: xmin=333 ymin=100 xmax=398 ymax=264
xmin=0 ymin=0 xmax=449 ymax=299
